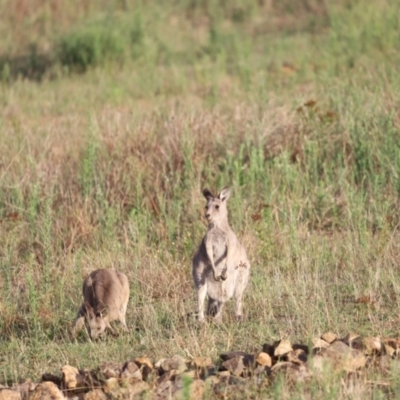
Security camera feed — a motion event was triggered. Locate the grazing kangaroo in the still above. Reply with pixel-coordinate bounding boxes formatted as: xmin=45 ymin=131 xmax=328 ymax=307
xmin=192 ymin=187 xmax=250 ymax=322
xmin=72 ymin=269 xmax=130 ymax=339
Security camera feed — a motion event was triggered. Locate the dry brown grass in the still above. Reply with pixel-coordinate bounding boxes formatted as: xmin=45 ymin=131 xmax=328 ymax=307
xmin=1 ymin=1 xmax=400 ymax=398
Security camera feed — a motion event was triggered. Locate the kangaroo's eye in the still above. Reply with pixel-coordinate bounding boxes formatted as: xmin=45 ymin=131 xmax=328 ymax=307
xmin=215 ymin=205 xmax=219 ymax=210
xmin=205 ymin=205 xmax=208 ymax=209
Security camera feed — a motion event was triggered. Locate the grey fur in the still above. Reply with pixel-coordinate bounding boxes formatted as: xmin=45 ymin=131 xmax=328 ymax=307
xmin=192 ymin=187 xmax=250 ymax=322
xmin=72 ymin=269 xmax=130 ymax=339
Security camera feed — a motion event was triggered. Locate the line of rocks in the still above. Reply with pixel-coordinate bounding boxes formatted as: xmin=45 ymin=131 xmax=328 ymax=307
xmin=1 ymin=332 xmax=399 ymax=399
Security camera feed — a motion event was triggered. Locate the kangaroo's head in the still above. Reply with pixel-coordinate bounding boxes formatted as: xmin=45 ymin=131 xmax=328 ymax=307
xmin=84 ymin=301 xmax=108 ymax=339
xmin=202 ymin=187 xmax=231 ymax=224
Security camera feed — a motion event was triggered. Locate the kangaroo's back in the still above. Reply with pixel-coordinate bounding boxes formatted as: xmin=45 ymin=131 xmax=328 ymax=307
xmin=83 ymin=269 xmax=129 ymax=315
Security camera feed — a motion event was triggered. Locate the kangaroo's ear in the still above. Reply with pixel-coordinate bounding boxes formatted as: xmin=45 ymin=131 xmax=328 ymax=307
xmin=84 ymin=301 xmax=94 ymax=317
xmin=100 ymin=308 xmax=108 ymax=318
xmin=202 ymin=188 xmax=214 ymax=200
xmin=218 ymin=187 xmax=231 ymax=202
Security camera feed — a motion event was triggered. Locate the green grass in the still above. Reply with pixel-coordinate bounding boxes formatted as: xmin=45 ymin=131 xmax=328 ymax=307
xmin=1 ymin=0 xmax=400 ymax=397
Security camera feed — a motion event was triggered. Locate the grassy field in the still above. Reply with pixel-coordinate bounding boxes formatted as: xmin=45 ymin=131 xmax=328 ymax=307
xmin=1 ymin=0 xmax=400 ymax=397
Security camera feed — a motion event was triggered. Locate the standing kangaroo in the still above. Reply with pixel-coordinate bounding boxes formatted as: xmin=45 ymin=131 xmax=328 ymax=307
xmin=192 ymin=187 xmax=250 ymax=322
xmin=72 ymin=269 xmax=130 ymax=339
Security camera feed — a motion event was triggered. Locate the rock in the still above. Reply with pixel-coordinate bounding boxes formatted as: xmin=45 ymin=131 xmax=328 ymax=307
xmin=154 ymin=359 xmax=165 ymax=369
xmin=220 ymin=351 xmax=249 ymax=361
xmin=342 ymin=332 xmax=360 ymax=344
xmin=221 ymin=356 xmax=245 ymax=377
xmin=383 ymin=338 xmax=400 ymax=356
xmin=79 ymin=369 xmax=100 ymax=389
xmin=0 ymin=389 xmax=21 ymax=400
xmin=121 ymin=361 xmax=142 ymax=380
xmin=274 ymin=340 xmax=293 ymax=357
xmin=256 ymin=352 xmax=272 ymax=367
xmin=286 ymin=350 xmax=306 ymax=365
xmin=61 ymin=365 xmax=85 ymax=390
xmin=242 ymin=354 xmax=255 ymax=368
xmin=42 ymin=374 xmax=62 ymax=386
xmin=271 ymin=361 xmax=311 ymax=384
xmin=84 ymin=389 xmax=107 ymax=400
xmin=134 ymin=357 xmax=153 ymax=382
xmin=192 ymin=356 xmax=213 ymax=368
xmin=321 ymin=340 xmax=367 ymax=372
xmin=11 ymin=380 xmax=37 ymax=400
xmin=383 ymin=338 xmax=400 ymax=348
xmin=271 ymin=361 xmax=293 ymax=373
xmin=348 ymin=338 xmax=365 ymax=351
xmin=262 ymin=344 xmax=275 ymax=358
xmin=321 ymin=332 xmax=337 ymax=344
xmin=364 ymin=337 xmax=382 ymax=355
xmin=160 ymin=355 xmax=188 ymax=374
xmin=253 ymin=365 xmax=272 ymax=378
xmin=29 ymin=382 xmax=65 ymax=400
xmin=157 ymin=370 xmax=176 ymax=386
xmin=341 ymin=333 xmax=365 ymax=351
xmin=292 ymin=344 xmax=309 ymax=354
xmin=134 ymin=356 xmax=153 ymax=370
xmin=60 ymin=366 xmax=97 ymax=395
xmin=221 ymin=353 xmax=255 ymax=378
xmin=154 ymin=379 xmax=172 ymax=399
xmin=103 ymin=378 xmax=119 ymax=394
xmin=294 ymin=348 xmax=308 ymax=363
xmin=384 ymin=343 xmax=395 ymax=357
xmin=312 ymin=338 xmax=330 ymax=351
xmin=104 ymin=378 xmax=149 ymax=399
xmin=98 ymin=362 xmax=122 ymax=379
xmin=190 ymin=356 xmax=215 ymax=379
xmin=127 ymin=380 xmax=149 ymax=398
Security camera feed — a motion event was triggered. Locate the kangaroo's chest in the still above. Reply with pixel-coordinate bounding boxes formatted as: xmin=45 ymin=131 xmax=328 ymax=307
xmin=208 ymin=228 xmax=228 ymax=264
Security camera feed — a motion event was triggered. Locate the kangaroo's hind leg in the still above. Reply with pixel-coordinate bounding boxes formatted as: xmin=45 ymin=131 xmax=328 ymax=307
xmin=118 ymin=302 xmax=129 ymax=332
xmin=197 ymin=284 xmax=208 ymax=322
xmin=234 ymin=271 xmax=249 ymax=321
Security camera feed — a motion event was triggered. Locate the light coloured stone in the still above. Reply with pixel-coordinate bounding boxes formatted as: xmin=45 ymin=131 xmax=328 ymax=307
xmin=274 ymin=340 xmax=293 ymax=357
xmin=321 ymin=332 xmax=337 ymax=344
xmin=192 ymin=356 xmax=213 ymax=368
xmin=30 ymin=382 xmax=65 ymax=400
xmin=312 ymin=338 xmax=330 ymax=350
xmin=364 ymin=337 xmax=382 ymax=355
xmin=121 ymin=361 xmax=142 ymax=380
xmin=62 ymin=365 xmax=84 ymax=390
xmin=256 ymin=352 xmax=272 ymax=367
